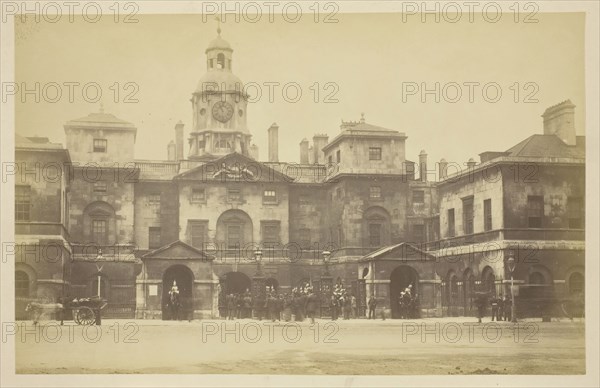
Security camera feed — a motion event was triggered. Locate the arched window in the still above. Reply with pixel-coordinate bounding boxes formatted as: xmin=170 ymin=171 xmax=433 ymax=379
xmin=217 ymin=53 xmax=225 ymax=69
xmin=569 ymin=272 xmax=584 ymax=295
xmin=15 ymin=271 xmax=29 ymax=298
xmin=529 ymin=272 xmax=545 ymax=285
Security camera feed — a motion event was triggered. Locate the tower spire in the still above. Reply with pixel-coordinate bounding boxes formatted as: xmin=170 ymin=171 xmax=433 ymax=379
xmin=215 ymin=16 xmax=221 ymax=36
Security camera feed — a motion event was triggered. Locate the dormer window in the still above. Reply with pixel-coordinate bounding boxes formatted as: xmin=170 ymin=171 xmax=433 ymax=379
xmin=209 ymin=59 xmax=214 ymax=69
xmin=217 ymin=53 xmax=225 ymax=69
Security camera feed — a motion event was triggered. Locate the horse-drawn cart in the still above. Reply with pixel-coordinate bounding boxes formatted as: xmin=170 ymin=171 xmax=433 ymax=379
xmin=64 ymin=296 xmax=108 ymax=325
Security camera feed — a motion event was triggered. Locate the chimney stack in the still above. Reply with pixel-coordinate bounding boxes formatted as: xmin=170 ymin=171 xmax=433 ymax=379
xmin=466 ymin=158 xmax=476 ymax=170
xmin=419 ymin=150 xmax=428 ymax=182
xmin=167 ymin=140 xmax=176 ymax=161
xmin=542 ymin=99 xmax=576 ymax=146
xmin=439 ymin=158 xmax=448 ymax=180
xmin=299 ymin=138 xmax=309 ymax=164
xmin=249 ymin=144 xmax=259 ymax=160
xmin=268 ymin=123 xmax=279 ymax=162
xmin=175 ymin=121 xmax=184 ymax=160
xmin=312 ymin=134 xmax=329 ymax=164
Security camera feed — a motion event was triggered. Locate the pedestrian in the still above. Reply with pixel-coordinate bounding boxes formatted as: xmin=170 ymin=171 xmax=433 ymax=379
xmin=368 ymin=295 xmax=377 ymax=319
xmin=227 ymin=293 xmax=236 ymax=320
xmin=497 ymin=294 xmax=504 ymax=321
xmin=351 ymin=294 xmax=357 ymax=318
xmin=490 ymin=296 xmax=499 ymax=321
xmin=305 ymin=289 xmax=319 ymax=324
xmin=331 ymin=293 xmax=339 ymax=320
xmin=243 ymin=292 xmax=252 ymax=319
xmin=503 ymin=295 xmax=512 ymax=321
xmin=343 ymin=293 xmax=352 ymax=320
xmin=267 ymin=292 xmax=278 ymax=322
xmin=475 ymin=293 xmax=487 ymax=323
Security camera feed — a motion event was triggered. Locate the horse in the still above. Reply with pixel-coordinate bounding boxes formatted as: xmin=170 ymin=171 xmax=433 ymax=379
xmin=25 ymin=302 xmax=64 ymax=325
xmin=167 ymin=292 xmax=181 ymax=320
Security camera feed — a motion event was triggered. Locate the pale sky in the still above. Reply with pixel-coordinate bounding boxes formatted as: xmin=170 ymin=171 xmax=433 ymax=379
xmin=15 ymin=12 xmax=585 ymax=167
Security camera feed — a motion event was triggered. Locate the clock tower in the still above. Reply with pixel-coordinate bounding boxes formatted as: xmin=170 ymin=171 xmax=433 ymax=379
xmin=188 ymin=27 xmax=252 ymax=160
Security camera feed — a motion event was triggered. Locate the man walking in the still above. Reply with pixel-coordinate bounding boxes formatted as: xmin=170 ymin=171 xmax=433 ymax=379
xmin=368 ymin=294 xmax=377 ymax=319
xmin=305 ymin=289 xmax=319 ymax=324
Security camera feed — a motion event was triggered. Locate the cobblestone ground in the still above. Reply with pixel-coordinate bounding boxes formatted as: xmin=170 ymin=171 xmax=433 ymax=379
xmin=14 ymin=317 xmax=585 ymax=374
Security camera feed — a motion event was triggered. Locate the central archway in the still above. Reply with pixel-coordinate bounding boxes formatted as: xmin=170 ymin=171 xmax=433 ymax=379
xmin=162 ymin=265 xmax=194 ymax=320
xmin=390 ymin=265 xmax=419 ymax=319
xmin=220 ymin=272 xmax=252 ymax=295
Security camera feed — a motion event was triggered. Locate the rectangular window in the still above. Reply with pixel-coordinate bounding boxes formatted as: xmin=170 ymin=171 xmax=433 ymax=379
xmin=328 ymin=155 xmax=333 ymax=164
xmin=412 ymin=190 xmax=425 ymax=204
xmin=93 ymin=182 xmax=107 ymax=193
xmin=369 ymin=186 xmax=382 ymax=199
xmin=91 ymin=219 xmax=107 ymax=245
xmin=369 ymin=147 xmax=382 ymax=161
xmin=227 ymin=225 xmax=241 ymax=249
xmin=15 ymin=185 xmax=31 ymax=221
xmin=148 ymin=193 xmax=160 ymax=214
xmin=527 ymin=195 xmax=544 ymax=228
xmin=191 ymin=188 xmax=205 ymax=202
xmin=190 ymin=223 xmax=205 ymax=249
xmin=299 ymin=228 xmax=311 ymax=248
xmin=93 ymin=139 xmax=107 ymax=153
xmin=368 ymin=223 xmax=382 ymax=247
xmin=148 ymin=227 xmax=161 ymax=249
xmin=483 ymin=199 xmax=492 ymax=231
xmin=447 ymin=208 xmax=455 ymax=237
xmin=263 ymin=189 xmax=277 ymax=204
xmin=411 ymin=224 xmax=425 ymax=242
xmin=336 ymin=187 xmax=343 ymax=198
xmin=228 ymin=188 xmax=241 ymax=202
xmin=567 ymin=197 xmax=583 ymax=229
xmin=336 ymin=150 xmax=341 ymax=163
xmin=262 ymin=222 xmax=280 ymax=244
xmin=462 ymin=196 xmax=474 ymax=235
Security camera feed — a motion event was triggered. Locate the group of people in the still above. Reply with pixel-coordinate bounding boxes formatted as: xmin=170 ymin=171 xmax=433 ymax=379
xmin=222 ymin=283 xmax=359 ymax=323
xmin=329 ymin=284 xmax=358 ymax=320
xmin=475 ymin=293 xmax=513 ymax=322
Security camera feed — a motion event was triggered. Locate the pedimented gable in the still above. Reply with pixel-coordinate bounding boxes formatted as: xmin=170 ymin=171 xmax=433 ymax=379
xmin=175 ymin=152 xmax=292 ymax=183
xmin=142 ymin=240 xmax=213 ymax=260
xmin=360 ymin=242 xmax=436 ymax=262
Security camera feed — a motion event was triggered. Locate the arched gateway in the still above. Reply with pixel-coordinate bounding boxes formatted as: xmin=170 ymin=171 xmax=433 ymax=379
xmin=162 ymin=265 xmax=194 ymax=320
xmin=390 ymin=265 xmax=419 ymax=319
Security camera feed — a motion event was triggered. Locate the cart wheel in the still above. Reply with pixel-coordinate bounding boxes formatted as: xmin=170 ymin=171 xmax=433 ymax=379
xmin=76 ymin=307 xmax=96 ymax=325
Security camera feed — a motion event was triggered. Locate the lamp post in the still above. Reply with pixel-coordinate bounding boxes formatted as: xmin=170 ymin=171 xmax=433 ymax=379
xmin=507 ymin=255 xmax=517 ymax=323
xmin=323 ymin=250 xmax=331 ymax=276
xmin=254 ymin=248 xmax=263 ymax=276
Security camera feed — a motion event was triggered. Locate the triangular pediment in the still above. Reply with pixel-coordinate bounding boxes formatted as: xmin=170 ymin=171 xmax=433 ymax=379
xmin=175 ymin=152 xmax=292 ymax=183
xmin=359 ymin=242 xmax=436 ymax=262
xmin=141 ymin=240 xmax=213 ymax=260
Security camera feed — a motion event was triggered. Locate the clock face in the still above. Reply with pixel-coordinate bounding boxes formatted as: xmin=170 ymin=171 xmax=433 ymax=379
xmin=212 ymin=101 xmax=234 ymax=123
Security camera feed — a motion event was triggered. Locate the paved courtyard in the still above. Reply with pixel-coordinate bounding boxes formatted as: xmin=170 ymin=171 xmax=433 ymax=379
xmin=14 ymin=317 xmax=585 ymax=375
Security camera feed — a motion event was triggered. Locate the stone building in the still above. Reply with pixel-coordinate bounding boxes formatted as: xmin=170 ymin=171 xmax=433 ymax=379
xmin=14 ymin=31 xmax=585 ymax=320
